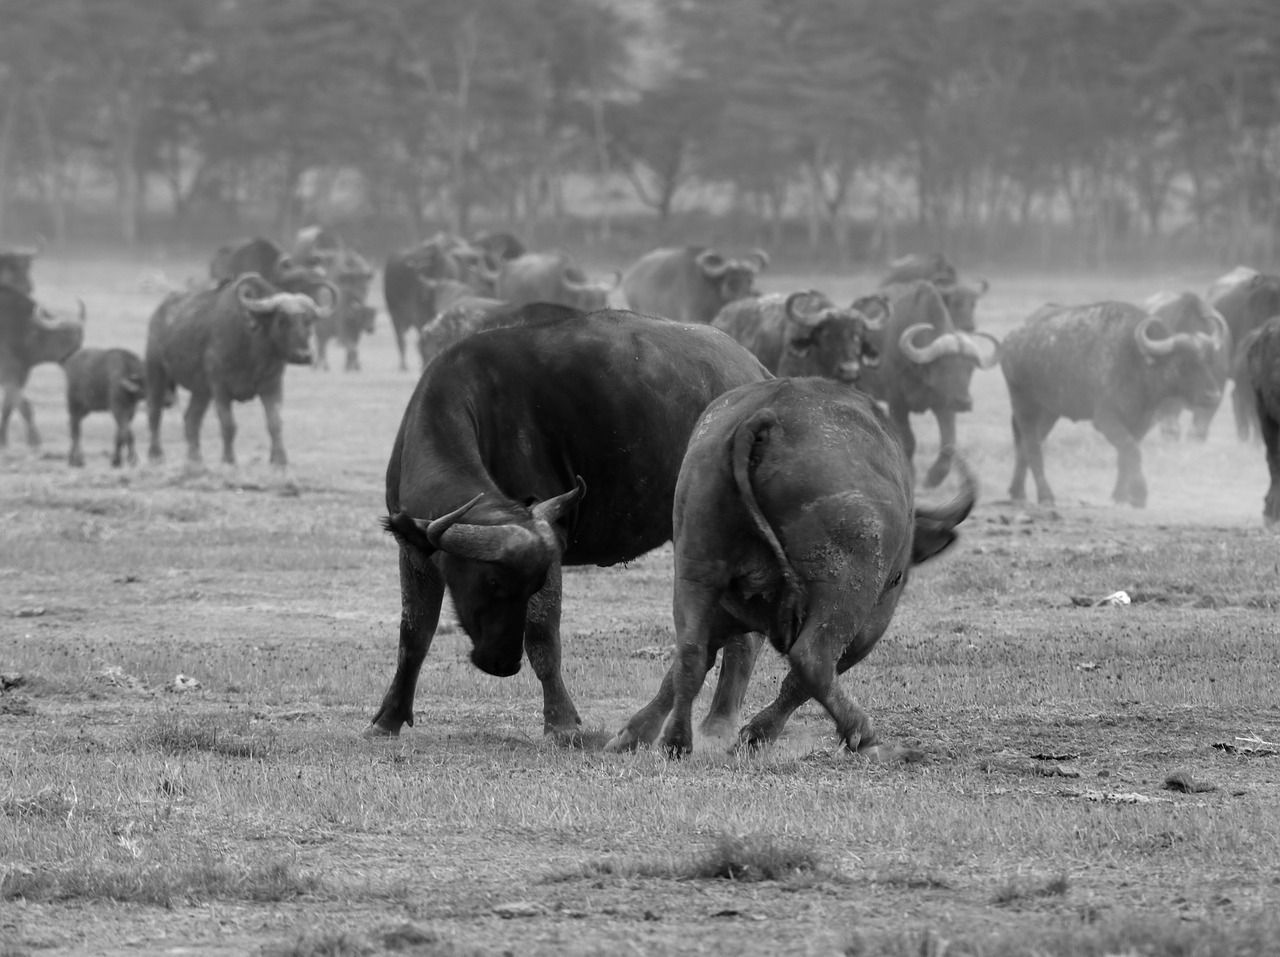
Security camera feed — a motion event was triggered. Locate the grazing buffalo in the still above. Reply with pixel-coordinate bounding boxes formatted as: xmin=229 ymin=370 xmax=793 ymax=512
xmin=1 ymin=287 xmax=86 ymax=449
xmin=860 ymin=281 xmax=1000 ymax=487
xmin=367 ymin=308 xmax=771 ymax=739
xmin=1144 ymin=291 xmax=1233 ymax=441
xmin=621 ymin=246 xmax=768 ymax=324
xmin=878 ymin=253 xmax=988 ymax=332
xmin=63 ymin=347 xmax=146 ymax=467
xmin=1002 ymin=301 xmax=1227 ymax=507
xmin=606 ymin=378 xmax=975 ymax=757
xmin=1246 ymin=318 xmax=1280 ymax=524
xmin=0 ymin=247 xmax=37 ymax=294
xmin=495 ymin=253 xmax=619 ymax=311
xmin=145 ymin=273 xmax=334 ymax=467
xmin=383 ymin=234 xmax=497 ymax=371
xmin=1206 ymin=267 xmax=1280 ymax=440
xmin=712 ymin=291 xmax=888 ymax=382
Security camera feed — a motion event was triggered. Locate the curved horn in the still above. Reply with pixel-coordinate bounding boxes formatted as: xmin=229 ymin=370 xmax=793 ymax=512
xmin=784 ymin=291 xmax=828 ymax=326
xmin=531 ymin=476 xmax=587 ymax=525
xmin=745 ymin=249 xmax=770 ymax=272
xmin=898 ymin=323 xmax=961 ymax=364
xmin=1198 ymin=305 xmax=1230 ymax=352
xmin=233 ymin=273 xmax=276 ymax=313
xmin=77 ymin=298 xmax=87 ymax=323
xmin=1134 ymin=314 xmax=1178 ymax=358
xmin=850 ymin=293 xmax=890 ymax=331
xmin=916 ymin=452 xmax=977 ymax=527
xmin=696 ymin=249 xmax=728 ymax=279
xmin=313 ymin=279 xmax=340 ymax=318
xmin=425 ymin=493 xmax=485 ymax=548
xmin=426 ymin=492 xmax=543 ymax=563
xmin=959 ymin=331 xmax=1001 ymax=369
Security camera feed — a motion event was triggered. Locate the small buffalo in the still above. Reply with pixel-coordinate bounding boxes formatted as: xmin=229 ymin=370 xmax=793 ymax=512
xmin=63 ymin=347 xmax=147 ymax=467
xmin=712 ymin=291 xmax=888 ymax=382
xmin=622 ymin=246 xmax=768 ymax=324
xmin=1 ymin=286 xmax=85 ymax=450
xmin=606 ymin=378 xmax=975 ymax=758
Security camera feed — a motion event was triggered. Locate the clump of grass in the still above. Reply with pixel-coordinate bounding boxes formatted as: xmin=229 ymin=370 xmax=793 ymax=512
xmin=992 ymin=871 xmax=1070 ymax=905
xmin=147 ymin=711 xmax=276 ymax=758
xmin=0 ymin=788 xmax=78 ymax=820
xmin=690 ymin=832 xmax=823 ymax=882
xmin=0 ymin=858 xmax=322 ymax=906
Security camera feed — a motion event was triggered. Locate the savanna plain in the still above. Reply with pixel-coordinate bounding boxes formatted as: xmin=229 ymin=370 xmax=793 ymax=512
xmin=3 ymin=255 xmax=1280 ymax=957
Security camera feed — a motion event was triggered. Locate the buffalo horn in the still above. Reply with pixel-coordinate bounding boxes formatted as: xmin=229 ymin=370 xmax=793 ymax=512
xmin=899 ymin=323 xmax=961 ymax=364
xmin=1134 ymin=314 xmax=1178 ymax=358
xmin=424 ymin=493 xmax=486 ymax=548
xmin=531 ymin=476 xmax=587 ymax=525
xmin=425 ymin=492 xmax=543 ymax=563
xmin=974 ymin=278 xmax=990 ymax=295
xmin=916 ymin=451 xmax=978 ymax=527
xmin=784 ymin=291 xmax=829 ymax=327
xmin=233 ymin=273 xmax=276 ymax=313
xmin=959 ymin=331 xmax=1001 ymax=368
xmin=745 ymin=249 xmax=770 ymax=273
xmin=850 ymin=293 xmax=890 ymax=331
xmin=696 ymin=249 xmax=729 ymax=278
xmin=1199 ymin=305 xmax=1229 ymax=352
xmin=313 ymin=279 xmax=340 ymax=318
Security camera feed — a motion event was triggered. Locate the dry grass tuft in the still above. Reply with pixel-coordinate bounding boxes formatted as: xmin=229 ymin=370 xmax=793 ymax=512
xmin=147 ymin=711 xmax=276 ymax=758
xmin=690 ymin=831 xmax=824 ymax=882
xmin=992 ymin=871 xmax=1070 ymax=905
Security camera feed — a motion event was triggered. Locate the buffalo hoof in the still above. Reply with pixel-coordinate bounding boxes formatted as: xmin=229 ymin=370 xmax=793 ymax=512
xmin=362 ymin=721 xmax=402 ymax=739
xmin=734 ymin=725 xmax=775 ymax=754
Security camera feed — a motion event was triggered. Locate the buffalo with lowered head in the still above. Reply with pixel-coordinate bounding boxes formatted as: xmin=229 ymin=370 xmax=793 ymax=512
xmin=712 ymin=290 xmax=888 ymax=383
xmin=606 ymin=378 xmax=975 ymax=758
xmin=1002 ymin=301 xmax=1227 ymax=507
xmin=368 ymin=307 xmax=770 ymax=740
xmin=860 ymin=280 xmax=1000 ymax=486
xmin=1 ymin=286 xmax=85 ymax=450
xmin=622 ymin=246 xmax=768 ymax=324
xmin=145 ymin=273 xmax=335 ymax=468
xmin=495 ymin=253 xmax=619 ymax=312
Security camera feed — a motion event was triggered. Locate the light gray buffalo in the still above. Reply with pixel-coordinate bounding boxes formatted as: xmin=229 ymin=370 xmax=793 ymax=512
xmin=606 ymin=377 xmax=975 ymax=758
xmin=495 ymin=253 xmax=618 ymax=311
xmin=622 ymin=246 xmax=768 ymax=324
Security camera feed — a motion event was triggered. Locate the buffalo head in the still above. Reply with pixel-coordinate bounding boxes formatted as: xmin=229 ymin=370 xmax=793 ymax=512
xmin=899 ymin=323 xmax=1001 ymax=412
xmin=937 ymin=278 xmax=988 ymax=332
xmin=234 ymin=273 xmax=331 ymax=365
xmin=696 ymin=248 xmax=768 ymax=308
xmin=0 ymin=249 xmax=37 ymax=295
xmin=780 ymin=291 xmax=886 ymax=383
xmin=23 ymin=297 xmax=87 ymax=364
xmin=1133 ymin=310 xmax=1227 ymax=411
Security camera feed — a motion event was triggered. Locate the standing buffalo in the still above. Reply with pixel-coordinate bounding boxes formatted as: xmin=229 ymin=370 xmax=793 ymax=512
xmin=1002 ymin=301 xmax=1227 ymax=507
xmin=860 ymin=281 xmax=1000 ymax=487
xmin=1245 ymin=317 xmax=1280 ymax=524
xmin=1 ymin=286 xmax=86 ymax=450
xmin=712 ymin=291 xmax=887 ymax=382
xmin=64 ymin=348 xmax=146 ymax=467
xmin=1144 ymin=291 xmax=1232 ymax=441
xmin=145 ymin=273 xmax=334 ymax=468
xmin=211 ymin=237 xmax=305 ymax=286
xmin=621 ymin=246 xmax=768 ymax=324
xmin=495 ymin=253 xmax=619 ymax=311
xmin=383 ymin=234 xmax=497 ymax=371
xmin=606 ymin=378 xmax=975 ymax=758
xmin=1206 ymin=267 xmax=1280 ymax=440
xmin=416 ymin=295 xmax=508 ymax=369
xmin=878 ymin=252 xmax=988 ymax=332
xmin=309 ymin=247 xmax=377 ymax=372
xmin=0 ymin=247 xmax=37 ymax=294
xmin=367 ymin=308 xmax=770 ymax=740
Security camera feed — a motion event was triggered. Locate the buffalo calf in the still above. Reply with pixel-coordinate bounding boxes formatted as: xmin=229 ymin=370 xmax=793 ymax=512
xmin=64 ymin=347 xmax=146 ymax=467
xmin=606 ymin=378 xmax=975 ymax=758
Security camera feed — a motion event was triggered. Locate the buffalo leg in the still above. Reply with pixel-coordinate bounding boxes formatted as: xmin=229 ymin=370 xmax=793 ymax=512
xmin=146 ymin=370 xmax=168 ymax=463
xmin=1009 ymin=414 xmax=1028 ymax=500
xmin=393 ymin=325 xmax=409 ymax=372
xmin=3 ymin=387 xmax=40 ymax=449
xmin=259 ymin=387 xmax=288 ymax=468
xmin=1012 ymin=404 xmax=1057 ymax=505
xmin=1258 ymin=394 xmax=1280 ymax=525
xmin=1094 ymin=408 xmax=1145 ymax=507
xmin=523 ymin=562 xmax=582 ymax=738
xmin=1234 ymin=381 xmax=1259 ymax=443
xmin=211 ymin=387 xmax=238 ymax=466
xmin=68 ymin=405 xmax=86 ymax=467
xmin=699 ymin=632 xmax=764 ymax=741
xmin=116 ymin=403 xmax=138 ymax=467
xmin=922 ymin=409 xmax=956 ymax=488
xmin=367 ymin=550 xmax=447 ymax=737
xmin=183 ymin=391 xmax=211 ymax=464
xmin=659 ymin=580 xmax=742 ymax=756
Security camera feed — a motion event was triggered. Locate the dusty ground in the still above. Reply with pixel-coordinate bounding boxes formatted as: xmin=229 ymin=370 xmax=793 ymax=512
xmin=3 ymin=256 xmax=1279 ymax=956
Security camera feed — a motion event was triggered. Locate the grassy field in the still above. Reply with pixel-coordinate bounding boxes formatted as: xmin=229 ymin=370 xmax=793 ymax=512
xmin=2 ymin=255 xmax=1279 ymax=956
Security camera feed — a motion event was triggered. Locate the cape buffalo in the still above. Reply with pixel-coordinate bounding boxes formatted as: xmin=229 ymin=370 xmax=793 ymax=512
xmin=64 ymin=347 xmax=146 ymax=467
xmin=605 ymin=378 xmax=975 ymax=758
xmin=0 ymin=247 xmax=37 ymax=295
xmin=1002 ymin=301 xmax=1228 ymax=507
xmin=1207 ymin=267 xmax=1280 ymax=441
xmin=1144 ymin=291 xmax=1233 ymax=441
xmin=368 ymin=308 xmax=771 ymax=740
xmin=621 ymin=246 xmax=768 ymax=324
xmin=309 ymin=247 xmax=377 ymax=372
xmin=145 ymin=273 xmax=335 ymax=468
xmin=712 ymin=291 xmax=888 ymax=382
xmin=860 ymin=281 xmax=1000 ymax=486
xmin=495 ymin=253 xmax=619 ymax=312
xmin=878 ymin=253 xmax=988 ymax=332
xmin=0 ymin=286 xmax=85 ymax=450
xmin=470 ymin=231 xmax=526 ymax=265
xmin=417 ymin=295 xmax=508 ymax=368
xmin=1246 ymin=318 xmax=1280 ymax=524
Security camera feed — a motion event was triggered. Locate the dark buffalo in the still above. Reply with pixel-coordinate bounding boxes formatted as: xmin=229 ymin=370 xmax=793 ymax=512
xmin=1144 ymin=291 xmax=1233 ymax=441
xmin=64 ymin=347 xmax=146 ymax=467
xmin=367 ymin=308 xmax=771 ymax=739
xmin=495 ymin=253 xmax=619 ymax=311
xmin=1207 ymin=267 xmax=1280 ymax=441
xmin=311 ymin=247 xmax=377 ymax=372
xmin=211 ymin=237 xmax=293 ymax=284
xmin=606 ymin=378 xmax=974 ymax=757
xmin=712 ymin=291 xmax=888 ymax=382
xmin=145 ymin=273 xmax=333 ymax=467
xmin=1 ymin=287 xmax=85 ymax=450
xmin=878 ymin=253 xmax=988 ymax=332
xmin=860 ymin=281 xmax=1000 ymax=487
xmin=1002 ymin=301 xmax=1228 ymax=507
xmin=621 ymin=246 xmax=768 ymax=324
xmin=383 ymin=234 xmax=497 ymax=371
xmin=0 ymin=247 xmax=37 ymax=295
xmin=1245 ymin=318 xmax=1280 ymax=524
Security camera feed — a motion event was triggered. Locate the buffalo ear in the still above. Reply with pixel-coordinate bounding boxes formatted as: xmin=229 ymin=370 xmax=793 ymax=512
xmin=911 ymin=518 xmax=958 ymax=565
xmin=787 ymin=334 xmax=814 ymax=356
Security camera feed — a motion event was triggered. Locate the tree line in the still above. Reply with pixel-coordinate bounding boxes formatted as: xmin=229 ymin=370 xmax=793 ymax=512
xmin=1 ymin=0 xmax=1278 ymax=266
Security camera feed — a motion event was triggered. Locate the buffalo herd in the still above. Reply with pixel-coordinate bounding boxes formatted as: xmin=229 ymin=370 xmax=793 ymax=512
xmin=3 ymin=233 xmax=1279 ymax=757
